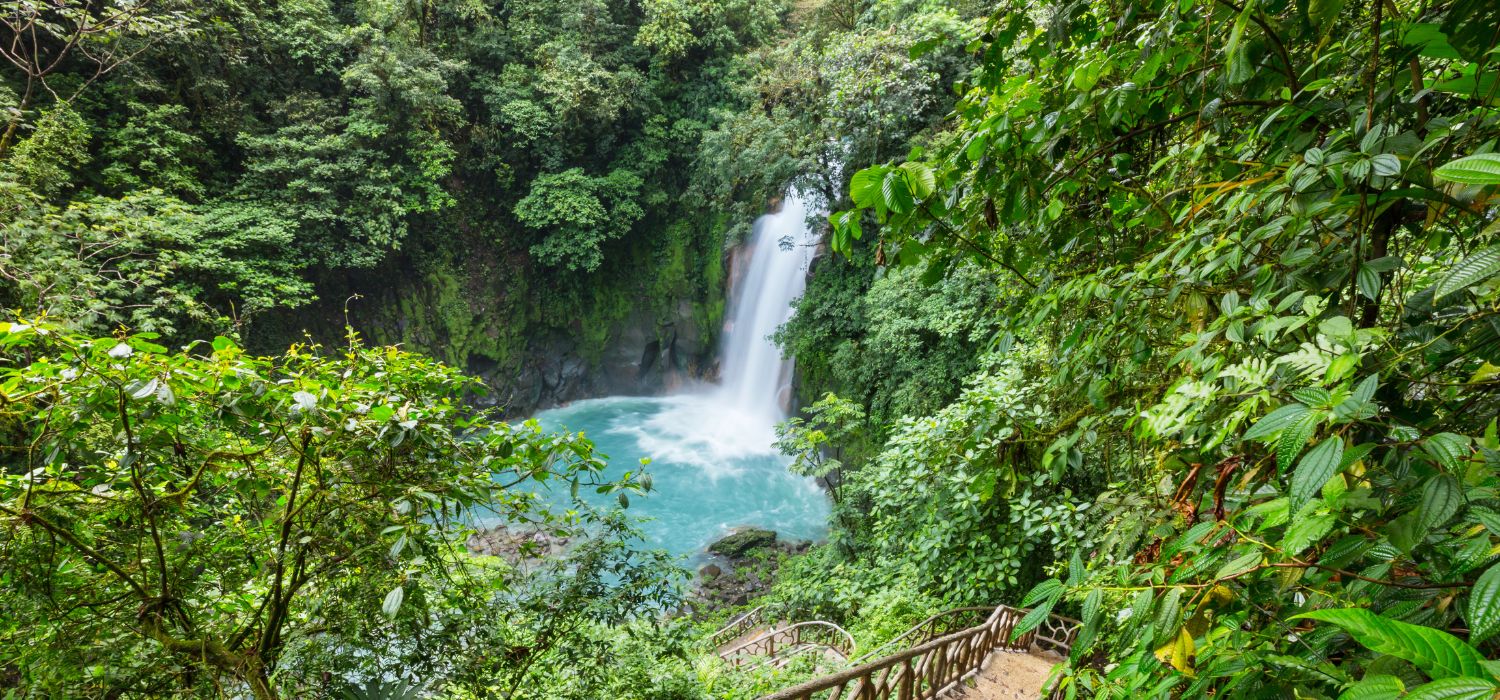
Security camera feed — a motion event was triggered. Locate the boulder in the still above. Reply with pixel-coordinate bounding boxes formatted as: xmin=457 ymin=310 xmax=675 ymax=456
xmin=699 ymin=563 xmax=722 ymax=580
xmin=708 ymin=528 xmax=778 ymax=558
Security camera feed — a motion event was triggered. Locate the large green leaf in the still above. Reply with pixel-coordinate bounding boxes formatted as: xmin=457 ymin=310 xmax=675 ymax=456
xmin=1278 ymin=410 xmax=1322 ymax=472
xmin=849 ymin=167 xmax=886 ymax=208
xmin=382 ymin=585 xmax=404 ymax=619
xmin=1022 ymin=577 xmax=1063 ymax=606
xmin=1154 ymin=587 xmax=1183 ymax=638
xmin=1420 ymin=474 xmax=1463 ymax=533
xmin=1440 ymin=0 xmax=1500 ymax=62
xmin=1215 ymin=551 xmax=1262 ymax=580
xmin=1434 ymin=154 xmax=1500 ymax=185
xmin=1338 ymin=674 xmax=1403 ymax=700
xmin=1244 ymin=404 xmax=1312 ymax=441
xmin=1404 ymin=677 xmax=1499 ymax=700
xmin=1290 ymin=437 xmax=1344 ymax=515
xmin=1010 ymin=600 xmax=1056 ymax=641
xmin=1283 ymin=510 xmax=1336 ymax=555
xmin=1082 ymin=587 xmax=1103 ymax=628
xmin=1468 ymin=563 xmax=1500 ymax=645
xmin=899 ymin=161 xmax=936 ymax=200
xmin=1295 ymin=609 xmax=1492 ymax=680
xmin=881 ymin=169 xmax=915 ymax=214
xmin=1433 ymin=245 xmax=1500 ymax=301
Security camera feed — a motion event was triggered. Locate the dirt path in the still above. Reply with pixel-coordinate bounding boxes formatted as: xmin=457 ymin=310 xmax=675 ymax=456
xmin=944 ymin=649 xmax=1064 ymax=700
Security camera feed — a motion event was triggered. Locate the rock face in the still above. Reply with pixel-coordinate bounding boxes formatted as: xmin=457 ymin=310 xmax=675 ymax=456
xmin=482 ymin=306 xmax=716 ymax=416
xmin=245 ymin=232 xmax=726 ymax=419
xmin=693 ymin=528 xmax=812 ymax=611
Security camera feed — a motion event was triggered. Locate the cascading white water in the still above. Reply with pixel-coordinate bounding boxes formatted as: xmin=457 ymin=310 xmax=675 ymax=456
xmin=717 ymin=193 xmax=814 ymax=425
xmin=526 ymin=191 xmax=828 ymax=558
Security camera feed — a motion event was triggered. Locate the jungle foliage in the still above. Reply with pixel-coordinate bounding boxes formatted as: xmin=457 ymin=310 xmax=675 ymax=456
xmin=9 ymin=0 xmax=1500 ymax=697
xmin=0 ymin=0 xmax=785 ymax=384
xmin=0 ymin=321 xmax=680 ymax=698
xmin=772 ymin=0 xmax=1500 ymax=696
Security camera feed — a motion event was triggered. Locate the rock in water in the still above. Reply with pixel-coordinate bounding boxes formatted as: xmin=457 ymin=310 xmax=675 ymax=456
xmin=708 ymin=528 xmax=778 ymax=558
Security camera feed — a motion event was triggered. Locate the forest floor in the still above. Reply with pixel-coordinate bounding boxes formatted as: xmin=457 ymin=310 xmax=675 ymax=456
xmin=944 ymin=649 xmax=1064 ymax=700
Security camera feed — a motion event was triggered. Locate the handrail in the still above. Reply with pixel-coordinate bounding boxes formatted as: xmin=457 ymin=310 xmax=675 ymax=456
xmin=756 ymin=605 xmax=1080 ymax=700
xmin=849 ymin=606 xmax=995 ymax=665
xmin=710 ymin=605 xmax=766 ymax=649
xmin=720 ymin=621 xmax=857 ymax=668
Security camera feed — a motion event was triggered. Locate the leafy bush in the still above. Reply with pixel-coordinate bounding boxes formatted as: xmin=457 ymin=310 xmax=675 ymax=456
xmin=0 ymin=322 xmax=669 ymax=698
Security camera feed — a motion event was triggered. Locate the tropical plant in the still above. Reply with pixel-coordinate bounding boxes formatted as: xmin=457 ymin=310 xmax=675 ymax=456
xmin=0 ymin=321 xmax=664 ymax=698
xmin=806 ymin=0 xmax=1500 ymax=695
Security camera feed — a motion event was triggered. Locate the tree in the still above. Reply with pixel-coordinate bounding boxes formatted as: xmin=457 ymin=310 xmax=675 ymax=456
xmin=0 ymin=0 xmax=186 ymax=153
xmin=517 ymin=167 xmax=645 ymax=272
xmin=0 ymin=321 xmax=656 ymax=698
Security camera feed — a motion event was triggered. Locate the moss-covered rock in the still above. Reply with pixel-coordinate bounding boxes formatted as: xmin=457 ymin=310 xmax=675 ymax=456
xmin=708 ymin=528 xmax=778 ymax=558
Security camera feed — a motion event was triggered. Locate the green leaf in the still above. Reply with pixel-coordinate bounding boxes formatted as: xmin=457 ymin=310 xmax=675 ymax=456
xmin=382 ymin=586 xmax=405 ymax=619
xmin=1023 ymin=578 xmax=1064 ymax=606
xmin=1082 ymin=588 xmax=1103 ymax=627
xmin=1404 ymin=23 xmax=1460 ymax=60
xmin=1420 ymin=474 xmax=1463 ymax=532
xmin=849 ymin=167 xmax=885 ymax=208
xmin=1371 ymin=154 xmax=1402 ymax=177
xmin=1423 ymin=433 xmax=1472 ymax=468
xmin=899 ymin=161 xmax=936 ymax=200
xmin=1433 ymin=245 xmax=1500 ymax=301
xmin=1338 ymin=674 xmax=1403 ymax=700
xmin=370 ymin=405 xmax=395 ymax=422
xmin=1215 ymin=551 xmax=1262 ymax=581
xmin=1435 ymin=154 xmax=1500 ymax=185
xmin=1404 ymin=677 xmax=1499 ymax=700
xmin=1284 ymin=509 xmax=1336 ymax=555
xmin=1154 ymin=587 xmax=1183 ymax=638
xmin=1468 ymin=563 xmax=1500 ymax=645
xmin=1357 ymin=265 xmax=1382 ymax=300
xmin=1011 ymin=600 xmax=1055 ymax=640
xmin=1295 ymin=609 xmax=1492 ymax=680
xmin=1291 ymin=438 xmax=1344 ymax=515
xmin=881 ymin=169 xmax=915 ymax=214
xmin=1244 ymin=404 xmax=1312 ymax=441
xmin=1278 ymin=410 xmax=1322 ymax=472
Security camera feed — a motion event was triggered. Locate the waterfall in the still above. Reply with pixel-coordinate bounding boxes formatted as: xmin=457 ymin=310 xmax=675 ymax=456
xmin=524 ymin=191 xmax=830 ymax=557
xmin=716 ymin=193 xmax=814 ymax=425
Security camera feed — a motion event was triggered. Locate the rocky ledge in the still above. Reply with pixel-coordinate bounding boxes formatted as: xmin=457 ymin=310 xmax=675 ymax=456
xmin=693 ymin=527 xmax=811 ymax=610
xmin=466 ymin=524 xmax=572 ymax=565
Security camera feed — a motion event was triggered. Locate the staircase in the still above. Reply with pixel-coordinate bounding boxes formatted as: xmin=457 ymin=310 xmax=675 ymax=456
xmin=709 ymin=604 xmax=1080 ymax=700
xmin=710 ymin=606 xmax=856 ymax=672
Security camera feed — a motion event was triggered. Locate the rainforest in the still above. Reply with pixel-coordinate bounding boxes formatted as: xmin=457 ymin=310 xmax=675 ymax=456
xmin=2 ymin=0 xmax=1499 ymax=698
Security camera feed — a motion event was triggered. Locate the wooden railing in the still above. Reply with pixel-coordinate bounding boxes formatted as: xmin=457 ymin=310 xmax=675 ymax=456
xmin=757 ymin=605 xmax=1079 ymax=700
xmin=710 ymin=605 xmax=767 ymax=649
xmin=849 ymin=607 xmax=995 ymax=665
xmin=720 ymin=621 xmax=857 ymax=668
